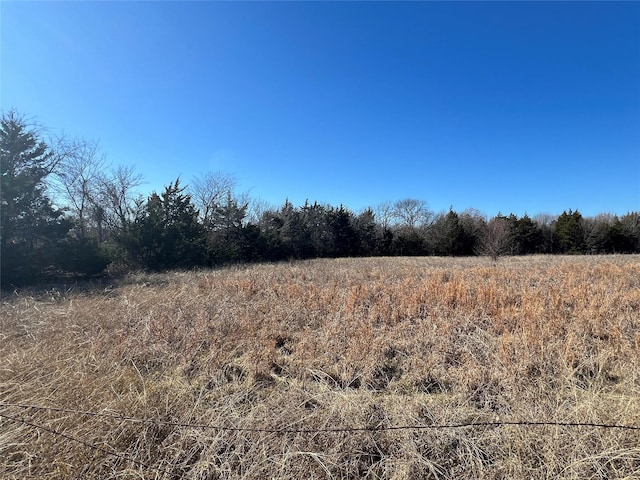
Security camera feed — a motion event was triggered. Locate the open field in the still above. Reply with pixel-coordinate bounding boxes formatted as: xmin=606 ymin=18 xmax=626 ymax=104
xmin=1 ymin=255 xmax=639 ymax=479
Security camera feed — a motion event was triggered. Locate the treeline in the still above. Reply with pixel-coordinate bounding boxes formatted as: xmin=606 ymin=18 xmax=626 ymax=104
xmin=2 ymin=111 xmax=639 ymax=285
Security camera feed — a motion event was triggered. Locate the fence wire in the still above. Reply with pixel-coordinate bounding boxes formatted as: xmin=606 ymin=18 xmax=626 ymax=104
xmin=2 ymin=401 xmax=639 ymax=478
xmin=0 ymin=410 xmax=175 ymax=478
xmin=2 ymin=402 xmax=639 ymax=434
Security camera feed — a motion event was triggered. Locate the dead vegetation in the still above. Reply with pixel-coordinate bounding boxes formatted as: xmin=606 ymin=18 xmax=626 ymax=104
xmin=1 ymin=255 xmax=639 ymax=479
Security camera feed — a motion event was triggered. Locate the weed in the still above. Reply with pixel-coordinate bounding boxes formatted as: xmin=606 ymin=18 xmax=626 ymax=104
xmin=1 ymin=255 xmax=639 ymax=479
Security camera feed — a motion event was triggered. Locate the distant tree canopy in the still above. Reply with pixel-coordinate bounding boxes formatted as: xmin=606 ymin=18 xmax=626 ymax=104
xmin=1 ymin=110 xmax=639 ymax=286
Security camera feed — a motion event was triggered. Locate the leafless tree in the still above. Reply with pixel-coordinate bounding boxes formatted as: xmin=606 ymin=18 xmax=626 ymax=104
xmin=393 ymin=198 xmax=433 ymax=230
xmin=477 ymin=216 xmax=513 ymax=261
xmin=374 ymin=201 xmax=396 ymax=230
xmin=620 ymin=212 xmax=640 ymax=238
xmin=52 ymin=138 xmax=105 ymax=239
xmin=96 ymin=165 xmax=145 ymax=239
xmin=534 ymin=212 xmax=556 ymax=253
xmin=189 ymin=171 xmax=237 ymax=228
xmin=583 ymin=213 xmax=616 ymax=253
xmin=242 ymin=195 xmax=274 ymax=226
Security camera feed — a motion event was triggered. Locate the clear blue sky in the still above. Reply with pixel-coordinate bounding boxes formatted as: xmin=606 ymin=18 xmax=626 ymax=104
xmin=2 ymin=1 xmax=639 ymax=217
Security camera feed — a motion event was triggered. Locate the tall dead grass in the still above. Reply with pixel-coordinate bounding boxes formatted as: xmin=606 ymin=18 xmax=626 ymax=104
xmin=1 ymin=255 xmax=639 ymax=479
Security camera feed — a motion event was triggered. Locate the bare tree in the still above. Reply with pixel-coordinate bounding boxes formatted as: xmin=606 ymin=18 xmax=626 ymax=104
xmin=53 ymin=138 xmax=105 ymax=239
xmin=620 ymin=212 xmax=640 ymax=241
xmin=189 ymin=171 xmax=237 ymax=229
xmin=242 ymin=195 xmax=273 ymax=226
xmin=583 ymin=213 xmax=616 ymax=253
xmin=97 ymin=164 xmax=145 ymax=239
xmin=393 ymin=198 xmax=433 ymax=230
xmin=477 ymin=216 xmax=513 ymax=261
xmin=374 ymin=201 xmax=396 ymax=230
xmin=533 ymin=213 xmax=556 ymax=253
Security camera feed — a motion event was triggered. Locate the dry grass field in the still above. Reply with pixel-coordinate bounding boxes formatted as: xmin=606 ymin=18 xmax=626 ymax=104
xmin=1 ymin=255 xmax=639 ymax=479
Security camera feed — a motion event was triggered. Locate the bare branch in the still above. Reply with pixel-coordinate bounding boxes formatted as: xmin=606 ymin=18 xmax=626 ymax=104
xmin=477 ymin=216 xmax=513 ymax=261
xmin=50 ymin=138 xmax=105 ymax=238
xmin=189 ymin=171 xmax=237 ymax=227
xmin=374 ymin=201 xmax=395 ymax=230
xmin=393 ymin=198 xmax=434 ymax=230
xmin=97 ymin=164 xmax=145 ymax=234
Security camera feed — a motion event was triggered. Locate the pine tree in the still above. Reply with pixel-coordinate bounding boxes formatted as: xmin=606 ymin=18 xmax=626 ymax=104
xmin=554 ymin=210 xmax=586 ymax=254
xmin=206 ymin=191 xmax=250 ymax=263
xmin=328 ymin=205 xmax=359 ymax=257
xmin=125 ymin=179 xmax=205 ymax=270
xmin=513 ymin=214 xmax=543 ymax=254
xmin=1 ymin=111 xmax=72 ymax=284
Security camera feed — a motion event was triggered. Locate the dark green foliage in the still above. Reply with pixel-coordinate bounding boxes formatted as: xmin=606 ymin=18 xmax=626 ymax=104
xmin=257 ymin=210 xmax=289 ymax=261
xmin=377 ymin=228 xmax=395 ymax=256
xmin=442 ymin=210 xmax=461 ymax=255
xmin=205 ymin=192 xmax=256 ymax=264
xmin=256 ymin=201 xmax=361 ymax=260
xmin=428 ymin=209 xmax=474 ymax=256
xmin=609 ymin=213 xmax=640 ymax=253
xmin=457 ymin=210 xmax=483 ymax=254
xmin=299 ymin=201 xmax=332 ymax=257
xmin=353 ymin=208 xmax=379 ymax=256
xmin=457 ymin=217 xmax=478 ymax=256
xmin=108 ymin=198 xmax=640 ymax=267
xmin=0 ymin=111 xmax=73 ymax=285
xmin=277 ymin=200 xmax=314 ymax=259
xmin=511 ymin=214 xmax=543 ymax=254
xmin=236 ymin=223 xmax=270 ymax=262
xmin=392 ymin=227 xmax=427 ymax=256
xmin=122 ymin=179 xmax=206 ymax=270
xmin=535 ymin=215 xmax=556 ymax=254
xmin=555 ymin=210 xmax=586 ymax=254
xmin=5 ymin=110 xmax=638 ymax=283
xmin=56 ymin=237 xmax=111 ymax=276
xmin=327 ymin=205 xmax=359 ymax=257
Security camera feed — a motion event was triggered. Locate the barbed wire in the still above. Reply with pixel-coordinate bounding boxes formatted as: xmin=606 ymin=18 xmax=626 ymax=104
xmin=2 ymin=401 xmax=639 ymax=479
xmin=2 ymin=401 xmax=639 ymax=434
xmin=0 ymin=411 xmax=176 ymax=479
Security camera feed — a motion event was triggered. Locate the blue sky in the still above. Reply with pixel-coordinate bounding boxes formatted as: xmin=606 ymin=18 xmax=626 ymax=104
xmin=2 ymin=1 xmax=639 ymax=217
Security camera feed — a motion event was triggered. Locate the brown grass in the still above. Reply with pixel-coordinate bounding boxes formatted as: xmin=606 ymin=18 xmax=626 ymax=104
xmin=1 ymin=255 xmax=639 ymax=479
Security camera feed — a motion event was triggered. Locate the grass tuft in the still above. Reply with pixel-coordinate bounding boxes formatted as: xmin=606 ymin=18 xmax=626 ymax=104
xmin=1 ymin=255 xmax=639 ymax=479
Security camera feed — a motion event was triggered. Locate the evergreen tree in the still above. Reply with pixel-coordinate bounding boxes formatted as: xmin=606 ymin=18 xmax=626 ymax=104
xmin=56 ymin=236 xmax=111 ymax=276
xmin=206 ymin=191 xmax=250 ymax=263
xmin=533 ymin=214 xmax=556 ymax=253
xmin=257 ymin=209 xmax=289 ymax=260
xmin=457 ymin=209 xmax=484 ymax=255
xmin=554 ymin=210 xmax=586 ymax=254
xmin=124 ymin=179 xmax=205 ymax=270
xmin=354 ymin=208 xmax=379 ymax=256
xmin=392 ymin=226 xmax=427 ymax=256
xmin=327 ymin=205 xmax=359 ymax=257
xmin=429 ymin=209 xmax=468 ymax=256
xmin=278 ymin=200 xmax=309 ymax=258
xmin=278 ymin=200 xmax=319 ymax=259
xmin=0 ymin=111 xmax=73 ymax=284
xmin=513 ymin=214 xmax=543 ymax=254
xmin=301 ymin=201 xmax=333 ymax=257
xmin=609 ymin=213 xmax=640 ymax=253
